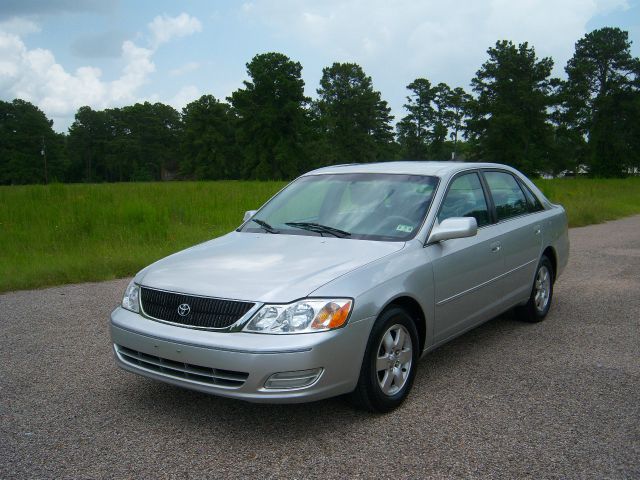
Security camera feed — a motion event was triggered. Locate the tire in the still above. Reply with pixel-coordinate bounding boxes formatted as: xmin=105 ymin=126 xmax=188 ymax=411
xmin=349 ymin=306 xmax=419 ymax=413
xmin=516 ymin=255 xmax=554 ymax=323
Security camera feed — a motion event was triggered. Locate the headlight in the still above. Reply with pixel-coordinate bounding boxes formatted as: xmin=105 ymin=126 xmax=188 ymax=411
xmin=122 ymin=280 xmax=140 ymax=313
xmin=243 ymin=299 xmax=353 ymax=334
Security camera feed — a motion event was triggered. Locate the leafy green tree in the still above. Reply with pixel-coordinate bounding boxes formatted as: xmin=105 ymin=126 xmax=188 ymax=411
xmin=180 ymin=95 xmax=240 ymax=179
xmin=371 ymin=94 xmax=398 ymax=160
xmin=0 ymin=99 xmax=66 ymax=184
xmin=230 ymin=52 xmax=309 ymax=180
xmin=466 ymin=41 xmax=555 ymax=175
xmin=563 ymin=27 xmax=640 ymax=176
xmin=431 ymin=83 xmax=455 ymax=158
xmin=68 ymin=102 xmax=182 ymax=182
xmin=314 ymin=62 xmax=395 ymax=165
xmin=141 ymin=102 xmax=183 ymax=180
xmin=105 ymin=107 xmax=146 ymax=181
xmin=396 ymin=78 xmax=435 ymax=159
xmin=67 ymin=106 xmax=108 ymax=182
xmin=397 ymin=80 xmax=471 ymax=160
xmin=438 ymin=86 xmax=472 ymax=160
xmin=548 ymin=78 xmax=588 ymax=175
xmin=115 ymin=102 xmax=182 ymax=181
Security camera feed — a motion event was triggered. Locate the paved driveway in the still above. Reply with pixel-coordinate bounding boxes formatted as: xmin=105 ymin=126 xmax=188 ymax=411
xmin=1 ymin=216 xmax=639 ymax=479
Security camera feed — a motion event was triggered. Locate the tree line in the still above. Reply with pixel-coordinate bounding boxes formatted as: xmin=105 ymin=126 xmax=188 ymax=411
xmin=1 ymin=27 xmax=638 ymax=185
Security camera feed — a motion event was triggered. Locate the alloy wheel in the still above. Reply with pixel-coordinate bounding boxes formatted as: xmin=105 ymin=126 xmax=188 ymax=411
xmin=376 ymin=324 xmax=413 ymax=396
xmin=534 ymin=265 xmax=551 ymax=313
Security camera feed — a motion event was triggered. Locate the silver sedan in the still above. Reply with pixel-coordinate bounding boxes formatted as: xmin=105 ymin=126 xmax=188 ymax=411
xmin=110 ymin=162 xmax=569 ymax=412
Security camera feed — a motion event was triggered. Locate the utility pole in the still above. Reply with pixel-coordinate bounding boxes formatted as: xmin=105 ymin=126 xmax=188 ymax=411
xmin=41 ymin=136 xmax=48 ymax=184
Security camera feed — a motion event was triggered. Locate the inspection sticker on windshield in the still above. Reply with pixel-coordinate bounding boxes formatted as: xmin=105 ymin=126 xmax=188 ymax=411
xmin=396 ymin=224 xmax=413 ymax=233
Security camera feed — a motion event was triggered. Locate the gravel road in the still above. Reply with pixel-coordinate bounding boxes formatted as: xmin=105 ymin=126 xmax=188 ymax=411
xmin=1 ymin=216 xmax=639 ymax=479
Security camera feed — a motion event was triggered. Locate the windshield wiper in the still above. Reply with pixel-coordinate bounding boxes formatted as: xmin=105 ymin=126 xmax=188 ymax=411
xmin=285 ymin=222 xmax=351 ymax=238
xmin=250 ymin=218 xmax=279 ymax=234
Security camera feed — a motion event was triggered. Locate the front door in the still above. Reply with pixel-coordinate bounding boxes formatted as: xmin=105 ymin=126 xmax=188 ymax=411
xmin=428 ymin=172 xmax=506 ymax=343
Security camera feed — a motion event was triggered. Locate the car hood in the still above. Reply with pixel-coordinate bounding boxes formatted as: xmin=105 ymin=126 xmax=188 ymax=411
xmin=138 ymin=231 xmax=405 ymax=303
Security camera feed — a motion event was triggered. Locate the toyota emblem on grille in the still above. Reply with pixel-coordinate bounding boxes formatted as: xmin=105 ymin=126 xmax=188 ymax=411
xmin=177 ymin=303 xmax=191 ymax=317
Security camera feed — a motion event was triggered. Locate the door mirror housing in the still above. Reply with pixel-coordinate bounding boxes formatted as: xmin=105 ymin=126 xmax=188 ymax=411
xmin=243 ymin=210 xmax=257 ymax=222
xmin=428 ymin=217 xmax=478 ymax=244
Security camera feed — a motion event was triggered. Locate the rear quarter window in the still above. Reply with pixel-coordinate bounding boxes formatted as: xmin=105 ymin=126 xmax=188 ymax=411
xmin=520 ymin=181 xmax=544 ymax=212
xmin=484 ymin=171 xmax=529 ymax=221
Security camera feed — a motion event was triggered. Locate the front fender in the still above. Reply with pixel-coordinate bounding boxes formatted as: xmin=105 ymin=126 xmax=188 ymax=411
xmin=311 ymin=240 xmax=435 ymax=350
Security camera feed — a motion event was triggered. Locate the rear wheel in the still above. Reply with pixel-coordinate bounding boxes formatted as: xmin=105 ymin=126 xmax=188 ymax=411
xmin=350 ymin=307 xmax=419 ymax=413
xmin=517 ymin=255 xmax=554 ymax=322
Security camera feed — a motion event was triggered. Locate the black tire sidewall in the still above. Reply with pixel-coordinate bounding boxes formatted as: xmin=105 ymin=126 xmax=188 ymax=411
xmin=361 ymin=307 xmax=420 ymax=412
xmin=528 ymin=256 xmax=554 ymax=320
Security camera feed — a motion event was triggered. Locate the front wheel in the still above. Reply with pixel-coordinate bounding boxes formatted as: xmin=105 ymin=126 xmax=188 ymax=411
xmin=517 ymin=255 xmax=554 ymax=322
xmin=349 ymin=307 xmax=419 ymax=413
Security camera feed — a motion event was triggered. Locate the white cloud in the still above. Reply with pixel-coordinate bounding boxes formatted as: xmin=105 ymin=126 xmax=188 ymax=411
xmin=240 ymin=0 xmax=629 ymax=118
xmin=169 ymin=85 xmax=201 ymax=110
xmin=0 ymin=17 xmax=41 ymax=35
xmin=0 ymin=31 xmax=154 ymax=129
xmin=0 ymin=13 xmax=203 ymax=131
xmin=169 ymin=61 xmax=201 ymax=76
xmin=242 ymin=0 xmax=629 ymax=73
xmin=109 ymin=41 xmax=155 ymax=102
xmin=148 ymin=13 xmax=202 ymax=48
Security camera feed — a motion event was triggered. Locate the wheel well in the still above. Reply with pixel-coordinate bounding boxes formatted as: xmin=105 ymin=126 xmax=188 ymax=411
xmin=542 ymin=246 xmax=557 ymax=281
xmin=386 ymin=296 xmax=426 ymax=352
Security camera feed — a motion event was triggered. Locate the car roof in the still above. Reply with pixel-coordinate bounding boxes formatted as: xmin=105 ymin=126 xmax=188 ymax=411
xmin=302 ymin=161 xmax=511 ymax=177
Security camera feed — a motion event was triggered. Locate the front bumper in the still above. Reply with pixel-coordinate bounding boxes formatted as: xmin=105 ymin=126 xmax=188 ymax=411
xmin=110 ymin=307 xmax=374 ymax=403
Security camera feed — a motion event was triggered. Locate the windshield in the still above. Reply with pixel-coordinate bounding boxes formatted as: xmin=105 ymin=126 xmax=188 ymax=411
xmin=240 ymin=173 xmax=439 ymax=241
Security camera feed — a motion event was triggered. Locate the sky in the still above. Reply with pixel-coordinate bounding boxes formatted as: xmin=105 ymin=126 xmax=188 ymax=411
xmin=1 ymin=0 xmax=638 ymax=132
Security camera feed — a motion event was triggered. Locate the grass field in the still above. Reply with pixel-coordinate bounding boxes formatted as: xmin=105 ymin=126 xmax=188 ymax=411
xmin=1 ymin=177 xmax=639 ymax=292
xmin=0 ymin=181 xmax=286 ymax=292
xmin=535 ymin=177 xmax=640 ymax=227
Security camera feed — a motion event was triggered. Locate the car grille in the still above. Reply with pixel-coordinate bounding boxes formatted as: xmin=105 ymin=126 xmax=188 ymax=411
xmin=116 ymin=345 xmax=249 ymax=388
xmin=140 ymin=287 xmax=255 ymax=329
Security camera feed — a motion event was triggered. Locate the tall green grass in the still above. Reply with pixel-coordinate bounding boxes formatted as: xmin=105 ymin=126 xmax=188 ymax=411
xmin=534 ymin=177 xmax=640 ymax=228
xmin=0 ymin=181 xmax=285 ymax=292
xmin=1 ymin=177 xmax=639 ymax=292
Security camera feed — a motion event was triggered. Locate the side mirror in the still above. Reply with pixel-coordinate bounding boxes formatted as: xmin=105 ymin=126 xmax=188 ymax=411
xmin=427 ymin=217 xmax=477 ymax=244
xmin=243 ymin=210 xmax=257 ymax=222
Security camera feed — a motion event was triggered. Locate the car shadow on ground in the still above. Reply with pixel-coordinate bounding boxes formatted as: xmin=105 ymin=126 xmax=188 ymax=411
xmin=116 ymin=309 xmax=537 ymax=437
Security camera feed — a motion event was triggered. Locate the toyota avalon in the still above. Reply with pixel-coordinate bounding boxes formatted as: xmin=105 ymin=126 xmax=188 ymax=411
xmin=110 ymin=162 xmax=569 ymax=412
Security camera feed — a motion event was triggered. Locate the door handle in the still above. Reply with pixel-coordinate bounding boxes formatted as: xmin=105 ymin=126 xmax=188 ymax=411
xmin=490 ymin=241 xmax=501 ymax=253
xmin=534 ymin=225 xmax=541 ymax=235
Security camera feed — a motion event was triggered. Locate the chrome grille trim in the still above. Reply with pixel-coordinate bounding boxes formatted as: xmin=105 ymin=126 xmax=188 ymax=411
xmin=139 ymin=286 xmax=257 ymax=331
xmin=115 ymin=345 xmax=249 ymax=389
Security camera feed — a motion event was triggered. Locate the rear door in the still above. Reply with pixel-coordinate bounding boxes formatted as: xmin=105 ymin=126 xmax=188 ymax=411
xmin=481 ymin=170 xmax=544 ymax=307
xmin=429 ymin=171 xmax=505 ymax=343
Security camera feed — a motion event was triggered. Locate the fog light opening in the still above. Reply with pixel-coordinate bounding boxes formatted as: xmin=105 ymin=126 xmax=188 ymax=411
xmin=264 ymin=368 xmax=323 ymax=390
